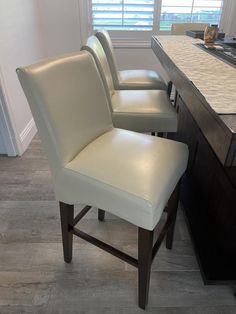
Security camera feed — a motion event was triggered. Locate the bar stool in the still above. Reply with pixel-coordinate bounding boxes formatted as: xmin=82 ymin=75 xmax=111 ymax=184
xmin=96 ymin=30 xmax=167 ymax=91
xmin=17 ymin=51 xmax=188 ymax=309
xmin=82 ymin=36 xmax=177 ymax=134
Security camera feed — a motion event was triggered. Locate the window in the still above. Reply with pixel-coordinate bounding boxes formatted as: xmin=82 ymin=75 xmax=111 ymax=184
xmin=160 ymin=0 xmax=224 ymax=31
xmin=91 ymin=0 xmax=224 ymax=32
xmin=91 ymin=0 xmax=155 ymax=31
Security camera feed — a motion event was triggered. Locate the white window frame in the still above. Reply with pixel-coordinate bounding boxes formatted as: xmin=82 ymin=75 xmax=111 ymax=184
xmin=86 ymin=0 xmax=162 ymax=47
xmin=79 ymin=0 xmax=229 ymax=48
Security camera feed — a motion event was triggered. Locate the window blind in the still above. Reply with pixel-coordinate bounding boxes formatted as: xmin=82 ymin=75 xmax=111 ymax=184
xmin=92 ymin=0 xmax=155 ymax=31
xmin=160 ymin=0 xmax=224 ymax=31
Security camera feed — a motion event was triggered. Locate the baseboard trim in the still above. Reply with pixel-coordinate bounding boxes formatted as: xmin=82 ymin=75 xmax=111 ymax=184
xmin=19 ymin=118 xmax=37 ymax=154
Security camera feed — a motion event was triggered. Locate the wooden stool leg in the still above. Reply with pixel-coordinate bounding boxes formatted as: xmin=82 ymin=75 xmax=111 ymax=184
xmin=166 ymin=183 xmax=180 ymax=250
xmin=167 ymin=81 xmax=173 ymax=97
xmin=98 ymin=209 xmax=105 ymax=221
xmin=59 ymin=202 xmax=74 ymax=263
xmin=138 ymin=227 xmax=153 ymax=309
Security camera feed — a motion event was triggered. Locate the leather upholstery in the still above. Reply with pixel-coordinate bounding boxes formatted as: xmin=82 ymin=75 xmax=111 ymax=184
xmin=17 ymin=52 xmax=113 ymax=172
xmin=95 ymin=30 xmax=120 ymax=88
xmin=63 ymin=129 xmax=188 ymax=230
xmin=119 ymin=70 xmax=167 ymax=90
xmin=171 ymin=23 xmax=209 ymax=35
xmin=83 ymin=36 xmax=177 ymax=133
xmin=112 ymin=90 xmax=177 ymax=132
xmin=83 ymin=37 xmax=114 ymax=104
xmin=17 ymin=51 xmax=188 ymax=231
xmin=95 ymin=30 xmax=167 ymax=90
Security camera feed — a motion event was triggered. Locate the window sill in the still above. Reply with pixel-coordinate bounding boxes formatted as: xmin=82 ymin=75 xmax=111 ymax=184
xmin=111 ymin=31 xmax=171 ymax=48
xmin=112 ymin=40 xmax=151 ymax=49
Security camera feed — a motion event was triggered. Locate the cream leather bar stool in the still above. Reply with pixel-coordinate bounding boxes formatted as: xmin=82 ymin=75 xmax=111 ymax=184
xmin=171 ymin=23 xmax=209 ymax=35
xmin=96 ymin=30 xmax=167 ymax=91
xmin=83 ymin=36 xmax=177 ymax=134
xmin=17 ymin=51 xmax=188 ymax=309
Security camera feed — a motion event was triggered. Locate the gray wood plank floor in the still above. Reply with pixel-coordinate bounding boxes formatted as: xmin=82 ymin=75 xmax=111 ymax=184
xmin=0 ymin=135 xmax=235 ymax=314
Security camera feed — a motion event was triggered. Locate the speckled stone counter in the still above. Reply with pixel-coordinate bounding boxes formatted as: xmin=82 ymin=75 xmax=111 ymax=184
xmin=156 ymin=35 xmax=236 ymax=115
xmin=152 ymin=35 xmax=236 ymax=167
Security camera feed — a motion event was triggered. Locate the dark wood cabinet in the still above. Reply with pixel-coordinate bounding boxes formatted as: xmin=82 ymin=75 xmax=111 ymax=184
xmin=152 ymin=35 xmax=236 ymax=283
xmin=176 ymin=95 xmax=236 ymax=283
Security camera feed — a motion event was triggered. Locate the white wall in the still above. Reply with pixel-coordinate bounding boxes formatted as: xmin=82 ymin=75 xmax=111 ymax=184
xmin=0 ymin=130 xmax=6 ymax=154
xmin=224 ymin=0 xmax=236 ymax=36
xmin=229 ymin=18 xmax=236 ymax=36
xmin=0 ymin=0 xmax=44 ymax=155
xmin=38 ymin=0 xmax=82 ymax=58
xmin=0 ymin=0 xmax=83 ymax=156
xmin=221 ymin=0 xmax=236 ymax=36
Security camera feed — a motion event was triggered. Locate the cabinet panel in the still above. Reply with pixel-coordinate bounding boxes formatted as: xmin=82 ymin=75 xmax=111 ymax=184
xmin=177 ymin=96 xmax=236 ymax=283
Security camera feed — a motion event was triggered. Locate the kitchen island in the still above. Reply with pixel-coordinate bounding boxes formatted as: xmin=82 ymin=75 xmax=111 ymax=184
xmin=152 ymin=35 xmax=236 ymax=283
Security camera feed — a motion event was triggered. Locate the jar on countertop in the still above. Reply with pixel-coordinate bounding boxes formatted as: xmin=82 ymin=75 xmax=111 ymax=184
xmin=204 ymin=24 xmax=219 ymax=44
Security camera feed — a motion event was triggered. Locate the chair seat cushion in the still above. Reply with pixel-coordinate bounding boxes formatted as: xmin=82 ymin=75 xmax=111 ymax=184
xmin=111 ymin=90 xmax=177 ymax=132
xmin=55 ymin=129 xmax=188 ymax=230
xmin=119 ymin=70 xmax=167 ymax=90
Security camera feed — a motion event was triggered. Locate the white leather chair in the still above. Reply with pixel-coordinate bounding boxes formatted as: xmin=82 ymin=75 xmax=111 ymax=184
xmin=95 ymin=30 xmax=167 ymax=91
xmin=171 ymin=23 xmax=209 ymax=35
xmin=83 ymin=36 xmax=177 ymax=134
xmin=17 ymin=51 xmax=188 ymax=309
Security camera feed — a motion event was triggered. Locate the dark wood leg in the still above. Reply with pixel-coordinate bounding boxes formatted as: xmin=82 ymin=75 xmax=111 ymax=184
xmin=98 ymin=209 xmax=105 ymax=221
xmin=138 ymin=227 xmax=153 ymax=310
xmin=232 ymin=286 xmax=236 ymax=298
xmin=59 ymin=202 xmax=74 ymax=263
xmin=166 ymin=182 xmax=180 ymax=250
xmin=173 ymin=90 xmax=178 ymax=108
xmin=167 ymin=81 xmax=173 ymax=97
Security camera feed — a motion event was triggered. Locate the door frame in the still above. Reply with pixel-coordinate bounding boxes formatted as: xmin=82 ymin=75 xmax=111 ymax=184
xmin=0 ymin=75 xmax=18 ymax=156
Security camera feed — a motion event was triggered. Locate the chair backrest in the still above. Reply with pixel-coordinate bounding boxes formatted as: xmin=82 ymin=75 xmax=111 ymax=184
xmin=171 ymin=23 xmax=209 ymax=35
xmin=17 ymin=51 xmax=113 ymax=174
xmin=95 ymin=30 xmax=120 ymax=88
xmin=82 ymin=36 xmax=114 ymax=111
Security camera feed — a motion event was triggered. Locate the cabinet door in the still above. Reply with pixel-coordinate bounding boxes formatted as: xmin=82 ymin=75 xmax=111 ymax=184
xmin=176 ymin=95 xmax=236 ymax=282
xmin=176 ymin=95 xmax=199 ymax=175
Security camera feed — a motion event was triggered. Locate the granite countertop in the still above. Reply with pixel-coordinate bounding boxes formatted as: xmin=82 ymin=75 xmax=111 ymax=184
xmin=154 ymin=35 xmax=236 ymax=115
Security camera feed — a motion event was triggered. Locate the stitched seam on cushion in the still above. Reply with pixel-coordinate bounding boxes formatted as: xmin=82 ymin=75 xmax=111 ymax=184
xmin=63 ymin=166 xmax=155 ymax=215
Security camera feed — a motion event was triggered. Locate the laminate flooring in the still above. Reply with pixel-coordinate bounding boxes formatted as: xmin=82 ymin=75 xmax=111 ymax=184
xmin=0 ymin=135 xmax=235 ymax=314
